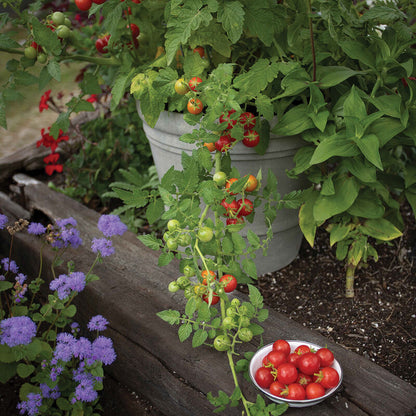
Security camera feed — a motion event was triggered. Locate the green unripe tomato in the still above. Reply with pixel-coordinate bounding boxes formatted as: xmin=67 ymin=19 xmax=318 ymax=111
xmin=213 ymin=171 xmax=227 ymax=187
xmin=167 ymin=219 xmax=180 ymax=231
xmin=176 ymin=275 xmax=191 ymax=289
xmin=64 ymin=17 xmax=72 ymax=27
xmin=213 ymin=335 xmax=232 ymax=352
xmin=37 ymin=53 xmax=47 ymax=64
xmin=56 ymin=25 xmax=71 ymax=39
xmin=184 ymin=287 xmax=194 ymax=299
xmin=183 ymin=265 xmax=195 ymax=277
xmin=24 ymin=46 xmax=37 ymax=60
xmin=178 ymin=233 xmax=191 ymax=247
xmin=163 ymin=232 xmax=170 ymax=242
xmin=231 ymin=298 xmax=241 ymax=308
xmin=197 ymin=226 xmax=213 ymax=243
xmin=222 ymin=316 xmax=236 ymax=330
xmin=238 ymin=316 xmax=251 ymax=328
xmin=226 ymin=307 xmax=237 ymax=318
xmin=168 ymin=281 xmax=180 ymax=293
xmin=238 ymin=305 xmax=249 ymax=316
xmin=238 ymin=327 xmax=253 ymax=342
xmin=51 ymin=11 xmax=65 ymax=26
xmin=166 ymin=238 xmax=178 ymax=251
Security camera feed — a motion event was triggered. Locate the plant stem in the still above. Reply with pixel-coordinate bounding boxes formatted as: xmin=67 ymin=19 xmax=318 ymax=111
xmin=345 ymin=263 xmax=356 ymax=298
xmin=227 ymin=350 xmax=251 ymax=416
xmin=307 ymin=0 xmax=317 ymax=82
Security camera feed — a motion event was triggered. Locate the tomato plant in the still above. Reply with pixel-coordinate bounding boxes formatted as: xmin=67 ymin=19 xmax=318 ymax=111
xmin=219 ymin=274 xmax=237 ymax=293
xmin=174 ymin=78 xmax=189 ymax=95
xmin=242 ymin=130 xmax=260 ymax=148
xmin=197 ymin=226 xmax=213 ymax=242
xmin=188 ymin=76 xmax=202 ymax=92
xmin=187 ymin=98 xmax=203 ymax=115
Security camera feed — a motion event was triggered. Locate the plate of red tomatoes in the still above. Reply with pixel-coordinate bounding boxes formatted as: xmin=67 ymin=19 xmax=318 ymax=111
xmin=249 ymin=339 xmax=343 ymax=407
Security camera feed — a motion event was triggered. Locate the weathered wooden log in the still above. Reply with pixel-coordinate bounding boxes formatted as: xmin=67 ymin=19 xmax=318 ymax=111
xmin=0 ymin=174 xmax=415 ymax=416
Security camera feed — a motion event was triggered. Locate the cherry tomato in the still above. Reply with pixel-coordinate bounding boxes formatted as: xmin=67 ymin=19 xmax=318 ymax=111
xmin=188 ymin=76 xmax=202 ymax=91
xmin=193 ymin=46 xmax=205 ymax=58
xmin=214 ymin=135 xmax=232 ymax=152
xmin=316 ymin=347 xmax=334 ymax=367
xmin=219 ymin=274 xmax=237 ymax=293
xmin=166 ymin=238 xmax=178 ymax=251
xmin=237 ymin=198 xmax=253 ymax=216
xmin=297 ymin=372 xmax=313 ymax=386
xmin=24 ymin=46 xmax=37 ymax=60
xmin=244 ymin=174 xmax=258 ymax=192
xmin=178 ymin=233 xmax=191 ymax=246
xmin=187 ymin=98 xmax=203 ymax=115
xmin=213 ymin=335 xmax=231 ymax=351
xmin=238 ymin=327 xmax=253 ymax=342
xmin=75 ymin=0 xmax=92 ymax=11
xmin=242 ymin=130 xmax=260 ymax=147
xmin=213 ymin=171 xmax=227 ymax=186
xmin=51 ymin=11 xmax=65 ymax=26
xmin=219 ymin=109 xmax=237 ymax=130
xmin=56 ymin=25 xmax=70 ymax=39
xmin=305 ymin=382 xmax=326 ymax=399
xmin=174 ymin=78 xmax=189 ymax=95
xmin=167 ymin=219 xmax=180 ymax=231
xmin=203 ymin=142 xmax=215 ymax=152
xmin=201 ymin=270 xmax=216 ymax=285
xmin=176 ymin=275 xmax=190 ymax=289
xmin=225 ymin=178 xmax=238 ymax=195
xmin=276 ymin=363 xmax=298 ymax=385
xmin=226 ymin=217 xmax=244 ymax=226
xmin=128 ymin=23 xmax=140 ymax=38
xmin=31 ymin=42 xmax=42 ymax=52
xmin=272 ymin=339 xmax=291 ymax=357
xmin=298 ymin=352 xmax=321 ymax=376
xmin=168 ymin=281 xmax=180 ymax=292
xmin=295 ymin=344 xmax=310 ymax=356
xmin=286 ymin=383 xmax=306 ymax=400
xmin=220 ymin=198 xmax=239 ymax=217
xmin=203 ymin=292 xmax=220 ymax=305
xmin=315 ymin=367 xmax=339 ymax=389
xmin=265 ymin=350 xmax=287 ymax=368
xmin=197 ymin=226 xmax=213 ymax=242
xmin=95 ymin=38 xmax=108 ymax=53
xmin=183 ymin=265 xmax=195 ymax=277
xmin=287 ymin=352 xmax=300 ymax=367
xmin=269 ymin=380 xmax=286 ymax=397
xmin=239 ymin=112 xmax=256 ymax=129
xmin=254 ymin=367 xmax=274 ymax=389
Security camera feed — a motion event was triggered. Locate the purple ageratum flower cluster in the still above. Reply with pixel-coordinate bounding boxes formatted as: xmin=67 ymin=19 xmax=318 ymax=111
xmin=16 ymin=392 xmax=42 ymax=416
xmin=52 ymin=217 xmax=82 ymax=249
xmin=0 ymin=316 xmax=36 ymax=347
xmin=88 ymin=315 xmax=109 ymax=332
xmin=91 ymin=238 xmax=114 ymax=257
xmin=49 ymin=271 xmax=86 ymax=300
xmin=0 ymin=214 xmax=7 ymax=230
xmin=40 ymin=383 xmax=61 ymax=400
xmin=27 ymin=222 xmax=46 ymax=235
xmin=15 ymin=273 xmax=27 ymax=285
xmin=91 ymin=336 xmax=116 ymax=365
xmin=97 ymin=214 xmax=127 ymax=237
xmin=1 ymin=257 xmax=19 ymax=273
xmin=73 ymin=373 xmax=99 ymax=403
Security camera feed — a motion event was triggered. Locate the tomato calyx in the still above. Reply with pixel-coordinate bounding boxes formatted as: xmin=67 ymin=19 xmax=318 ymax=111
xmin=187 ymin=98 xmax=203 ymax=115
xmin=242 ymin=130 xmax=260 ymax=147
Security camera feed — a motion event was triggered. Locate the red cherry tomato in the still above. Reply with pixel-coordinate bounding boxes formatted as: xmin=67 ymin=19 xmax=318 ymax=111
xmin=265 ymin=350 xmax=287 ymax=368
xmin=202 ymin=293 xmax=220 ymax=305
xmin=315 ymin=367 xmax=340 ymax=389
xmin=287 ymin=352 xmax=300 ymax=367
xmin=187 ymin=98 xmax=203 ymax=115
xmin=193 ymin=46 xmax=205 ymax=58
xmin=128 ymin=23 xmax=140 ymax=38
xmin=269 ymin=380 xmax=286 ymax=397
xmin=286 ymin=383 xmax=306 ymax=400
xmin=272 ymin=339 xmax=291 ymax=356
xmin=215 ymin=135 xmax=232 ymax=152
xmin=305 ymin=382 xmax=326 ymax=399
xmin=242 ymin=130 xmax=260 ymax=147
xmin=188 ymin=76 xmax=202 ymax=91
xmin=201 ymin=270 xmax=216 ymax=285
xmin=226 ymin=217 xmax=244 ymax=226
xmin=219 ymin=109 xmax=237 ymax=129
xmin=298 ymin=352 xmax=321 ymax=376
xmin=316 ymin=347 xmax=334 ymax=367
xmin=294 ymin=344 xmax=310 ymax=356
xmin=219 ymin=274 xmax=237 ymax=293
xmin=225 ymin=178 xmax=238 ymax=195
xmin=239 ymin=111 xmax=256 ymax=129
xmin=254 ymin=367 xmax=274 ymax=389
xmin=75 ymin=0 xmax=92 ymax=11
xmin=297 ymin=372 xmax=313 ymax=386
xmin=237 ymin=198 xmax=253 ymax=216
xmin=276 ymin=363 xmax=298 ymax=385
xmin=220 ymin=198 xmax=239 ymax=217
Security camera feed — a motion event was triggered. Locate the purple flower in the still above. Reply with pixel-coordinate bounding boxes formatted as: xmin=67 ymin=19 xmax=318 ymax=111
xmin=91 ymin=238 xmax=114 ymax=257
xmin=40 ymin=383 xmax=60 ymax=400
xmin=1 ymin=257 xmax=19 ymax=273
xmin=50 ymin=366 xmax=64 ymax=381
xmin=16 ymin=392 xmax=42 ymax=416
xmin=68 ymin=272 xmax=86 ymax=293
xmin=49 ymin=272 xmax=86 ymax=300
xmin=0 ymin=316 xmax=36 ymax=347
xmin=53 ymin=333 xmax=76 ymax=362
xmin=15 ymin=273 xmax=27 ymax=285
xmin=88 ymin=315 xmax=109 ymax=332
xmin=91 ymin=336 xmax=116 ymax=365
xmin=0 ymin=214 xmax=7 ymax=230
xmin=97 ymin=214 xmax=127 ymax=237
xmin=27 ymin=222 xmax=46 ymax=235
xmin=52 ymin=217 xmax=82 ymax=249
xmin=73 ymin=337 xmax=92 ymax=360
xmin=74 ymin=373 xmax=98 ymax=403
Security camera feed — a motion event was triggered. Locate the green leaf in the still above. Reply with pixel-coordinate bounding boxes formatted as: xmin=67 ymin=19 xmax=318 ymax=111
xmin=248 ymin=284 xmax=263 ymax=308
xmin=368 ymin=117 xmax=405 ymax=147
xmin=217 ymin=1 xmax=245 ymax=43
xmin=192 ymin=328 xmax=208 ymax=348
xmin=317 ymin=66 xmax=362 ymax=88
xmin=17 ymin=363 xmax=35 ymax=379
xmin=62 ymin=304 xmax=77 ymax=318
xmin=342 ymin=157 xmax=377 ymax=183
xmin=0 ymin=362 xmax=17 ymax=383
xmin=185 ymin=297 xmax=197 ymax=317
xmin=246 ymin=230 xmax=260 ymax=250
xmin=0 ymin=34 xmax=20 ymax=49
xmin=0 ymin=344 xmax=16 ymax=363
xmin=347 ymin=189 xmax=385 ymax=219
xmin=0 ymin=281 xmax=13 ymax=292
xmin=178 ymin=323 xmax=192 ymax=342
xmin=158 ymin=251 xmax=174 ymax=266
xmin=137 ymin=234 xmax=162 ymax=250
xmin=360 ymin=218 xmax=402 ymax=241
xmin=339 ymin=40 xmax=375 ymax=69
xmin=47 ymin=60 xmax=61 ymax=81
xmin=157 ymin=310 xmax=181 ymax=325
xmin=271 ymin=105 xmax=315 ymax=136
xmin=67 ymin=98 xmax=95 ymax=113
xmin=57 ymin=398 xmax=73 ymax=411
xmin=231 ymin=233 xmax=246 ymax=254
xmin=257 ymin=308 xmax=268 ymax=322
xmin=329 ymin=223 xmax=353 ymax=247
xmin=244 ymin=1 xmax=278 ymax=46
xmin=13 ymin=70 xmax=38 ymax=87
xmin=80 ymin=73 xmax=102 ymax=96
xmin=313 ymin=175 xmax=360 ymax=222
xmin=31 ymin=17 xmax=61 ymax=55
xmin=242 ymin=259 xmax=257 ymax=280
xmin=354 ymin=134 xmax=383 ymax=170
xmin=310 ymin=134 xmax=359 ymax=165
xmin=50 ymin=112 xmax=70 ymax=138
xmin=19 ymin=383 xmax=40 ymax=401
xmin=38 ymin=66 xmax=52 ymax=90
xmin=255 ymin=94 xmax=273 ymax=121
xmin=146 ymin=198 xmax=164 ymax=224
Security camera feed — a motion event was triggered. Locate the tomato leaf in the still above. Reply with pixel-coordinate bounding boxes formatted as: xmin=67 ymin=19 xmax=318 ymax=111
xmin=178 ymin=323 xmax=192 ymax=342
xmin=192 ymin=329 xmax=208 ymax=348
xmin=157 ymin=310 xmax=181 ymax=325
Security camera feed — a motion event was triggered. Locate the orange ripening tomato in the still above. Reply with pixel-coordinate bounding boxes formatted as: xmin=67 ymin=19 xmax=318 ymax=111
xmin=244 ymin=174 xmax=258 ymax=192
xmin=187 ymin=98 xmax=203 ymax=115
xmin=201 ymin=270 xmax=216 ymax=285
xmin=203 ymin=142 xmax=216 ymax=152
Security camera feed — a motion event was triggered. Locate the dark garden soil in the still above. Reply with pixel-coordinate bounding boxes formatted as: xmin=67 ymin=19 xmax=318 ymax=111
xmin=0 ymin=171 xmax=415 ymax=414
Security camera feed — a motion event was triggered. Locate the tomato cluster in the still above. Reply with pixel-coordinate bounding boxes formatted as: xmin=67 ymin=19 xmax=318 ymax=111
xmin=254 ymin=340 xmax=340 ymax=401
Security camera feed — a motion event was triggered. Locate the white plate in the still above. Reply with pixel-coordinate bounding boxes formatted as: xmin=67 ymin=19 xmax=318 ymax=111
xmin=249 ymin=340 xmax=343 ymax=408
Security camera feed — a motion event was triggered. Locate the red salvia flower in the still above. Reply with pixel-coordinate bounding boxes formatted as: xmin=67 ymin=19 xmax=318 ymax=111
xmin=39 ymin=90 xmax=52 ymax=112
xmin=86 ymin=94 xmax=98 ymax=103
